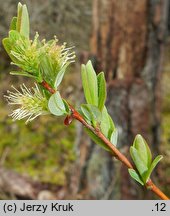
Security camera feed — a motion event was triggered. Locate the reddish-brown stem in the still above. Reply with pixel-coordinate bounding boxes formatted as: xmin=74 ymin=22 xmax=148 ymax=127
xmin=146 ymin=179 xmax=169 ymax=200
xmin=41 ymin=80 xmax=56 ymax=94
xmin=40 ymin=80 xmax=169 ymax=200
xmin=69 ymin=104 xmax=132 ymax=168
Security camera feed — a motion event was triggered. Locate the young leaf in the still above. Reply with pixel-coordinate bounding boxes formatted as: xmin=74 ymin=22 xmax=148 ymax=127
xmin=100 ymin=106 xmax=109 ymax=137
xmin=133 ymin=134 xmax=152 ymax=168
xmin=40 ymin=55 xmax=54 ymax=86
xmin=97 ymin=72 xmax=106 ymax=111
xmin=81 ymin=61 xmax=98 ymax=106
xmin=16 ymin=2 xmax=22 ymax=32
xmin=81 ymin=104 xmax=101 ymax=127
xmin=10 ymin=71 xmax=37 ymax=79
xmin=16 ymin=3 xmax=30 ymax=38
xmin=130 ymin=146 xmax=148 ymax=182
xmin=62 ymin=99 xmax=70 ymax=114
xmin=81 ymin=104 xmax=92 ymax=121
xmin=20 ymin=5 xmax=30 ymax=38
xmin=108 ymin=115 xmax=115 ymax=137
xmin=2 ymin=38 xmax=12 ymax=57
xmin=2 ymin=33 xmax=20 ymax=63
xmin=48 ymin=91 xmax=66 ymax=116
xmin=85 ymin=128 xmax=110 ymax=151
xmin=10 ymin=17 xmax=17 ymax=31
xmin=55 ymin=66 xmax=67 ymax=87
xmin=9 ymin=29 xmax=21 ymax=42
xmin=100 ymin=106 xmax=115 ymax=138
xmin=128 ymin=169 xmax=144 ymax=186
xmin=110 ymin=129 xmax=118 ymax=146
xmin=145 ymin=155 xmax=163 ymax=182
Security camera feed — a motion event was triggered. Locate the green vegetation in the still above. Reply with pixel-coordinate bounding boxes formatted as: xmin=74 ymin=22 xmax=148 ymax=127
xmin=0 ymin=101 xmax=75 ymax=185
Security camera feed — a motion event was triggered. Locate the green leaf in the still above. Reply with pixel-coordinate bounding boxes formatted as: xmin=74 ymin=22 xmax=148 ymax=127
xmin=16 ymin=3 xmax=30 ymax=38
xmin=10 ymin=71 xmax=37 ymax=79
xmin=85 ymin=128 xmax=110 ymax=151
xmin=97 ymin=72 xmax=106 ymax=111
xmin=100 ymin=106 xmax=110 ymax=137
xmin=16 ymin=2 xmax=22 ymax=32
xmin=10 ymin=17 xmax=17 ymax=31
xmin=81 ymin=104 xmax=92 ymax=121
xmin=133 ymin=134 xmax=152 ymax=168
xmin=39 ymin=53 xmax=55 ymax=87
xmin=20 ymin=5 xmax=30 ymax=38
xmin=108 ymin=115 xmax=115 ymax=135
xmin=110 ymin=129 xmax=118 ymax=146
xmin=55 ymin=66 xmax=67 ymax=87
xmin=9 ymin=30 xmax=21 ymax=41
xmin=81 ymin=61 xmax=98 ymax=106
xmin=2 ymin=38 xmax=12 ymax=57
xmin=48 ymin=92 xmax=66 ymax=116
xmin=100 ymin=106 xmax=115 ymax=138
xmin=81 ymin=104 xmax=101 ymax=127
xmin=145 ymin=155 xmax=163 ymax=182
xmin=2 ymin=35 xmax=19 ymax=63
xmin=62 ymin=99 xmax=70 ymax=114
xmin=128 ymin=169 xmax=144 ymax=185
xmin=130 ymin=146 xmax=148 ymax=182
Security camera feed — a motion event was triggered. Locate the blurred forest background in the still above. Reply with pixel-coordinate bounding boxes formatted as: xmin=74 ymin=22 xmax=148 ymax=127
xmin=0 ymin=0 xmax=170 ymax=200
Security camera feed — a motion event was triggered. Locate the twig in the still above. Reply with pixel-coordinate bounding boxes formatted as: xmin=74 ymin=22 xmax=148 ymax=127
xmin=40 ymin=80 xmax=169 ymax=200
xmin=146 ymin=180 xmax=169 ymax=200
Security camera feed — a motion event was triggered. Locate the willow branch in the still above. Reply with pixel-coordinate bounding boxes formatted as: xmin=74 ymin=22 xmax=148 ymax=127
xmin=146 ymin=180 xmax=169 ymax=200
xmin=40 ymin=80 xmax=169 ymax=200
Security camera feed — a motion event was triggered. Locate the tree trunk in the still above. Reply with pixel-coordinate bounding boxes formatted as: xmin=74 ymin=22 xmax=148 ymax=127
xmin=69 ymin=0 xmax=169 ymax=199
